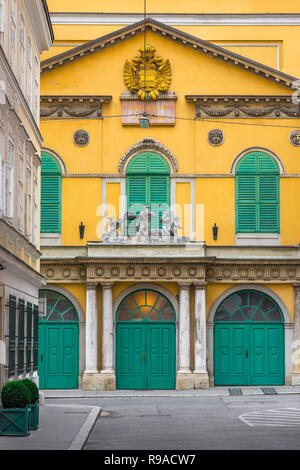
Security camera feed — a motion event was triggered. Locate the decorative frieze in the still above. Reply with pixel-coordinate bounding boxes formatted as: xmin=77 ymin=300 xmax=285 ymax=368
xmin=186 ymin=95 xmax=300 ymax=119
xmin=40 ymin=258 xmax=300 ymax=284
xmin=40 ymin=95 xmax=112 ymax=120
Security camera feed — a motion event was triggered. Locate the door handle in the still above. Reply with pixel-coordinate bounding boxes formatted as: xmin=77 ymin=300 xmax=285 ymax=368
xmin=41 ymin=354 xmax=43 ymax=362
xmin=245 ymin=350 xmax=248 ymax=358
xmin=142 ymin=354 xmax=145 ymax=362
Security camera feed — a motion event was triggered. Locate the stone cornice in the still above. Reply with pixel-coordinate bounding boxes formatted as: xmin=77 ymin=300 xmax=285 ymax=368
xmin=40 ymin=95 xmax=112 ymax=119
xmin=185 ymin=95 xmax=300 ymax=119
xmin=40 ymin=19 xmax=298 ymax=90
xmin=40 ymin=257 xmax=300 ymax=284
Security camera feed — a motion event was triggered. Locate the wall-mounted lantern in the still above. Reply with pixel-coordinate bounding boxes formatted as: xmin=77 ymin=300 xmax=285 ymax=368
xmin=212 ymin=223 xmax=218 ymax=241
xmin=139 ymin=112 xmax=150 ymax=128
xmin=79 ymin=222 xmax=85 ymax=239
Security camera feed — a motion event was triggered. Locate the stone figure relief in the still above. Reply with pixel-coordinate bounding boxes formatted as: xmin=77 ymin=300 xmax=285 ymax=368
xmin=208 ymin=129 xmax=224 ymax=146
xmin=290 ymin=130 xmax=300 ymax=146
xmin=73 ymin=129 xmax=90 ymax=147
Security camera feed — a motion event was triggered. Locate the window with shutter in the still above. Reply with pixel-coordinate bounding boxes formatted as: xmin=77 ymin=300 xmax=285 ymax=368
xmin=18 ymin=299 xmax=25 ymax=375
xmin=126 ymin=152 xmax=170 ymax=235
xmin=26 ymin=302 xmax=33 ymax=373
xmin=8 ymin=295 xmax=16 ymax=377
xmin=33 ymin=305 xmax=39 ymax=371
xmin=236 ymin=151 xmax=279 ymax=234
xmin=41 ymin=152 xmax=62 ymax=233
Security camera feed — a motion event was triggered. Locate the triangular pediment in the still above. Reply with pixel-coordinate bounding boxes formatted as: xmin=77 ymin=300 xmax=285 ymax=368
xmin=41 ymin=18 xmax=298 ymax=91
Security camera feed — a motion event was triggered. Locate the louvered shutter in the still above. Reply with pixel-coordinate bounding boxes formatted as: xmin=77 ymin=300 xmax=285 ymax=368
xmin=8 ymin=295 xmax=16 ymax=377
xmin=18 ymin=299 xmax=25 ymax=375
xmin=236 ymin=175 xmax=257 ymax=232
xmin=41 ymin=153 xmax=61 ymax=233
xmin=150 ymin=176 xmax=169 ymax=229
xmin=259 ymin=175 xmax=279 ymax=232
xmin=236 ymin=152 xmax=279 ymax=233
xmin=33 ymin=305 xmax=39 ymax=371
xmin=127 ymin=176 xmax=147 ymax=235
xmin=26 ymin=302 xmax=33 ymax=373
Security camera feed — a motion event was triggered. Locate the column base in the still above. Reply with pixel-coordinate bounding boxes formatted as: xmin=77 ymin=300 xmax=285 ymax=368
xmin=292 ymin=373 xmax=300 ymax=385
xmin=82 ymin=373 xmax=116 ymax=391
xmin=176 ymin=372 xmax=209 ymax=390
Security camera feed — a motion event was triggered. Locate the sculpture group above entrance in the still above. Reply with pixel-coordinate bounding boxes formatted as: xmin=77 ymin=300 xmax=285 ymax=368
xmin=101 ymin=206 xmax=182 ymax=244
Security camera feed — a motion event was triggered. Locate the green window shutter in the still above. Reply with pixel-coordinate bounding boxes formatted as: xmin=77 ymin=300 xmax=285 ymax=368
xmin=236 ymin=175 xmax=257 ymax=233
xmin=149 ymin=176 xmax=169 ymax=229
xmin=18 ymin=299 xmax=25 ymax=375
xmin=26 ymin=303 xmax=33 ymax=373
xmin=236 ymin=152 xmax=279 ymax=234
xmin=33 ymin=305 xmax=39 ymax=371
xmin=41 ymin=152 xmax=62 ymax=233
xmin=127 ymin=176 xmax=147 ymax=236
xmin=8 ymin=295 xmax=16 ymax=377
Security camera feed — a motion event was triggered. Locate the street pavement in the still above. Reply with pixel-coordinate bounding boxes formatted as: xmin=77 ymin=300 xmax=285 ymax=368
xmin=0 ymin=385 xmax=300 ymax=451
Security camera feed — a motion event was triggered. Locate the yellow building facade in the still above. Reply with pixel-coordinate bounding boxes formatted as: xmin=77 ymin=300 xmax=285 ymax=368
xmin=38 ymin=0 xmax=300 ymax=390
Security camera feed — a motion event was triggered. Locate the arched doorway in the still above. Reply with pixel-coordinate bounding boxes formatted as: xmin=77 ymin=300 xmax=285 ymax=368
xmin=38 ymin=289 xmax=79 ymax=389
xmin=214 ymin=289 xmax=285 ymax=385
xmin=116 ymin=288 xmax=176 ymax=390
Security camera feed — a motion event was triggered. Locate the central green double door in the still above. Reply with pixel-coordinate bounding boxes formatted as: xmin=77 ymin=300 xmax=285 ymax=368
xmin=214 ymin=322 xmax=284 ymax=385
xmin=116 ymin=322 xmax=176 ymax=390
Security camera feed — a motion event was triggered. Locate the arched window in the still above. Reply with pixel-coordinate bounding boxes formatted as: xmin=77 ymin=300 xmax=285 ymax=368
xmin=41 ymin=152 xmax=62 ymax=233
xmin=39 ymin=289 xmax=79 ymax=322
xmin=126 ymin=152 xmax=170 ymax=235
xmin=236 ymin=151 xmax=279 ymax=233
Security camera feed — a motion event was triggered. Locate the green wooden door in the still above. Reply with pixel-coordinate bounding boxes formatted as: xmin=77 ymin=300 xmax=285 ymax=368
xmin=116 ymin=322 xmax=175 ymax=390
xmin=214 ymin=289 xmax=284 ymax=386
xmin=38 ymin=322 xmax=79 ymax=389
xmin=116 ymin=289 xmax=176 ymax=390
xmin=38 ymin=289 xmax=80 ymax=389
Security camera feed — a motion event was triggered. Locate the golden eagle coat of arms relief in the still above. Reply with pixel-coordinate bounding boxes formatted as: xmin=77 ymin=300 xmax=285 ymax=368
xmin=123 ymin=44 xmax=172 ymax=100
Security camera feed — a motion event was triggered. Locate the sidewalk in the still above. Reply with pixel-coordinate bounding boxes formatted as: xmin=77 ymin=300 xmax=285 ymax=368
xmin=0 ymin=402 xmax=101 ymax=451
xmin=42 ymin=384 xmax=300 ymax=399
xmin=1 ymin=385 xmax=300 ymax=450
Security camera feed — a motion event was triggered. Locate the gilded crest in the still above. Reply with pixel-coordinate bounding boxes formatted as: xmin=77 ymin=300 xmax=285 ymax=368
xmin=123 ymin=44 xmax=172 ymax=100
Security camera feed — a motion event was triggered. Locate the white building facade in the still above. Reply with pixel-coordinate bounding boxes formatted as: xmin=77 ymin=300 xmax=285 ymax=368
xmin=0 ymin=0 xmax=53 ymax=387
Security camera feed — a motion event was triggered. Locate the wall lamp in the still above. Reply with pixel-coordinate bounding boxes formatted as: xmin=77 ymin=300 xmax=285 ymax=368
xmin=212 ymin=223 xmax=218 ymax=241
xmin=79 ymin=222 xmax=85 ymax=239
xmin=139 ymin=112 xmax=150 ymax=129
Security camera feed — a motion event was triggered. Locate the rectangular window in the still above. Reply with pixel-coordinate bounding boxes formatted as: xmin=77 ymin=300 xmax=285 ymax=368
xmin=4 ymin=140 xmax=14 ymax=219
xmin=8 ymin=0 xmax=16 ymax=70
xmin=32 ymin=163 xmax=38 ymax=245
xmin=26 ymin=302 xmax=33 ymax=373
xmin=18 ymin=10 xmax=25 ymax=90
xmin=8 ymin=295 xmax=17 ymax=377
xmin=18 ymin=299 xmax=25 ymax=375
xmin=33 ymin=55 xmax=39 ymax=122
xmin=25 ymin=153 xmax=32 ymax=237
xmin=17 ymin=146 xmax=24 ymax=231
xmin=26 ymin=35 xmax=32 ymax=109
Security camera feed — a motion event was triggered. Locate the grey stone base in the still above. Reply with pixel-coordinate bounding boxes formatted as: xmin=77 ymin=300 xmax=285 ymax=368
xmin=176 ymin=373 xmax=209 ymax=390
xmin=292 ymin=373 xmax=300 ymax=385
xmin=82 ymin=373 xmax=116 ymax=391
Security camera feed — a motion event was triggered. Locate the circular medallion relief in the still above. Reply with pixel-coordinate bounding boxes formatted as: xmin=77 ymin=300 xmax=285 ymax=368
xmin=73 ymin=129 xmax=90 ymax=147
xmin=290 ymin=130 xmax=300 ymax=146
xmin=208 ymin=129 xmax=224 ymax=146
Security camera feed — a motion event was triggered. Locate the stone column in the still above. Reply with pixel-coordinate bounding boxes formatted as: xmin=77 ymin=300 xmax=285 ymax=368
xmin=292 ymin=284 xmax=300 ymax=384
xmin=176 ymin=283 xmax=194 ymax=390
xmin=84 ymin=282 xmax=98 ymax=375
xmin=100 ymin=282 xmax=114 ymax=374
xmin=193 ymin=284 xmax=209 ymax=389
xmin=83 ymin=283 xmax=99 ymax=389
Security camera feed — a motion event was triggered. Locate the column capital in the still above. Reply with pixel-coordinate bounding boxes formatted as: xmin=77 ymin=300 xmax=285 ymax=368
xmin=86 ymin=282 xmax=99 ymax=290
xmin=101 ymin=282 xmax=115 ymax=288
xmin=178 ymin=282 xmax=192 ymax=289
xmin=194 ymin=282 xmax=207 ymax=290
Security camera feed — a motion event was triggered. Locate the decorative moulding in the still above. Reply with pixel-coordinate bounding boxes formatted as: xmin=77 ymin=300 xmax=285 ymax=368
xmin=118 ymin=137 xmax=179 ymax=174
xmin=186 ymin=95 xmax=300 ymax=119
xmin=40 ymin=18 xmax=298 ymax=92
xmin=40 ymin=95 xmax=112 ymax=120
